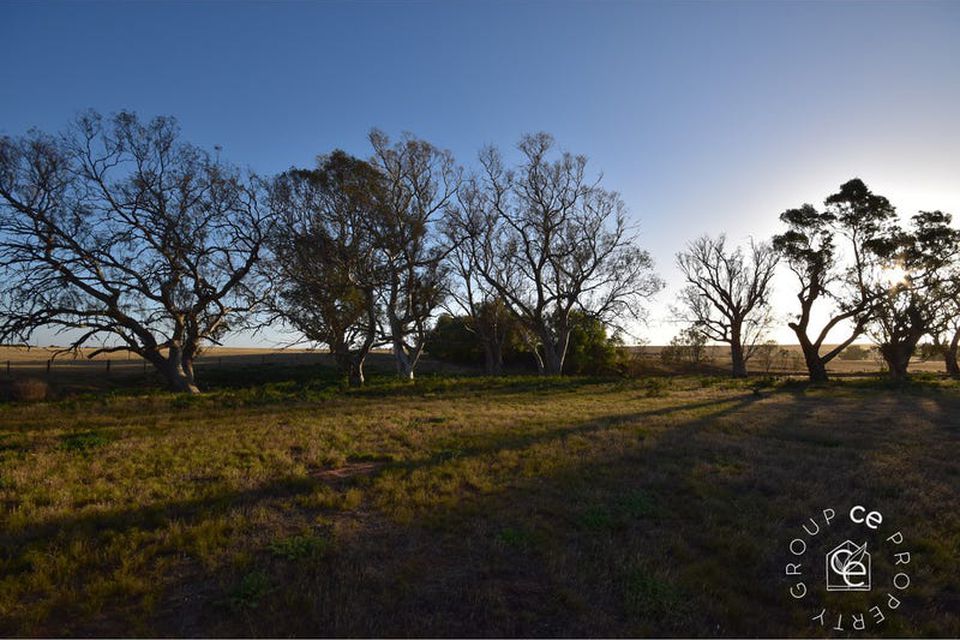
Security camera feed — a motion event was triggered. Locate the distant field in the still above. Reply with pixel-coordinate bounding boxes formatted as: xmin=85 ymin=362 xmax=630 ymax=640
xmin=0 ymin=374 xmax=957 ymax=636
xmin=632 ymin=344 xmax=946 ymax=375
xmin=0 ymin=343 xmax=948 ymax=392
xmin=0 ymin=347 xmax=465 ymax=394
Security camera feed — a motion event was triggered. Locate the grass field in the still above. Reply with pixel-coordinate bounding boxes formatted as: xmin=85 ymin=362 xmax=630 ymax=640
xmin=0 ymin=367 xmax=958 ymax=636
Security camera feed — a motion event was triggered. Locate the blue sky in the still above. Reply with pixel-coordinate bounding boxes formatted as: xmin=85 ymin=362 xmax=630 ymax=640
xmin=2 ymin=0 xmax=959 ymax=346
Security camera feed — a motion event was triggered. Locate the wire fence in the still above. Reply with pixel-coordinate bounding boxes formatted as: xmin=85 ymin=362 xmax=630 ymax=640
xmin=0 ymin=350 xmax=350 ymax=383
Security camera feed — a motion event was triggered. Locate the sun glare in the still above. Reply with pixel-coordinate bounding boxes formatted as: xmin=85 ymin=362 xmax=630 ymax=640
xmin=881 ymin=263 xmax=909 ymax=287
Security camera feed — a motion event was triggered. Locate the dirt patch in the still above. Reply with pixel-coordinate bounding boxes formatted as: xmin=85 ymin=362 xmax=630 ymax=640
xmin=313 ymin=461 xmax=384 ymax=483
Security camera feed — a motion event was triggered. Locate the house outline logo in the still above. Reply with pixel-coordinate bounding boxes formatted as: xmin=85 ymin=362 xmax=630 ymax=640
xmin=826 ymin=540 xmax=871 ymax=592
xmin=785 ymin=505 xmax=915 ymax=633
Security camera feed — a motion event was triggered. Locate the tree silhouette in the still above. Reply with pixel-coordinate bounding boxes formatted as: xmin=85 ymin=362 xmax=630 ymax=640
xmin=773 ymin=178 xmax=896 ymax=382
xmin=869 ymin=210 xmax=960 ymax=379
xmin=0 ymin=112 xmax=267 ymax=393
xmin=676 ymin=235 xmax=778 ymax=377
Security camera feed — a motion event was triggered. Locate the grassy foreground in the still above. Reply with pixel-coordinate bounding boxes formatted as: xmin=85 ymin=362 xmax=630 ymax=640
xmin=0 ymin=372 xmax=958 ymax=636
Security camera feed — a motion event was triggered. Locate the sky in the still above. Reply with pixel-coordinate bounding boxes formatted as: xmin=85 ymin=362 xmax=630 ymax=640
xmin=2 ymin=0 xmax=959 ymax=347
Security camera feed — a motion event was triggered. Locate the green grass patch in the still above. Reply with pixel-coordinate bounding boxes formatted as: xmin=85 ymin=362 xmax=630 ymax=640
xmin=58 ymin=430 xmax=113 ymax=452
xmin=267 ymin=533 xmax=329 ymax=560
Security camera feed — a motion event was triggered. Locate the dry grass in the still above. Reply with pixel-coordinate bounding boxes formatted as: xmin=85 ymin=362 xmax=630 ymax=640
xmin=0 ymin=373 xmax=957 ymax=636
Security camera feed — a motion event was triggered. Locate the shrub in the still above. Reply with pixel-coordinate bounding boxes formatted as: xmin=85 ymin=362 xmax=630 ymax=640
xmin=268 ymin=534 xmax=329 ymax=560
xmin=753 ymin=340 xmax=779 ymax=373
xmin=660 ymin=327 xmax=708 ymax=366
xmin=60 ymin=431 xmax=112 ymax=452
xmin=1 ymin=377 xmax=50 ymax=402
xmin=839 ymin=344 xmax=871 ymax=360
xmin=915 ymin=342 xmax=940 ymax=361
xmin=426 ymin=310 xmax=622 ymax=374
xmin=424 ymin=314 xmax=483 ymax=365
xmin=226 ymin=570 xmax=272 ymax=612
xmin=563 ymin=312 xmax=623 ymax=375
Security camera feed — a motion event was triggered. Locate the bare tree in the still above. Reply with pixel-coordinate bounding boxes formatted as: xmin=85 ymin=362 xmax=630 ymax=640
xmin=459 ymin=133 xmax=662 ymax=375
xmin=772 ymin=179 xmax=897 ymax=382
xmin=676 ymin=235 xmax=778 ymax=377
xmin=0 ymin=111 xmax=266 ymax=393
xmin=368 ymin=130 xmax=460 ymax=380
xmin=443 ymin=176 xmax=515 ymax=375
xmin=265 ymin=151 xmax=384 ymax=386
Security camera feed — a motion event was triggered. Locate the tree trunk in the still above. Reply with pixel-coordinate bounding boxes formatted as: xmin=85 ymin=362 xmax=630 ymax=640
xmin=806 ymin=357 xmax=828 ymax=384
xmin=943 ymin=331 xmax=960 ymax=378
xmin=880 ymin=343 xmax=913 ymax=381
xmin=392 ymin=338 xmax=415 ymax=381
xmin=521 ymin=330 xmax=545 ymax=374
xmin=144 ymin=348 xmax=200 ymax=394
xmin=482 ymin=339 xmax=503 ymax=376
xmin=162 ymin=359 xmax=200 ymax=393
xmin=796 ymin=335 xmax=829 ymax=383
xmin=540 ymin=335 xmax=563 ymax=376
xmin=333 ymin=345 xmax=367 ymax=387
xmin=181 ymin=356 xmax=197 ymax=388
xmin=944 ymin=349 xmax=959 ymax=378
xmin=531 ymin=349 xmax=545 ymax=375
xmin=729 ymin=341 xmax=748 ymax=378
xmin=349 ymin=357 xmax=365 ymax=386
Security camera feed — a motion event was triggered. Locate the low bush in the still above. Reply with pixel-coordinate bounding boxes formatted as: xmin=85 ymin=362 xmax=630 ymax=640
xmin=839 ymin=344 xmax=871 ymax=360
xmin=0 ymin=377 xmax=50 ymax=402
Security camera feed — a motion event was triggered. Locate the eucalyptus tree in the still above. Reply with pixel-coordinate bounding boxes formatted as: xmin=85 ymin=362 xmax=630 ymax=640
xmin=930 ymin=293 xmax=960 ymax=377
xmin=772 ymin=179 xmax=897 ymax=382
xmin=869 ymin=210 xmax=960 ymax=379
xmin=675 ymin=235 xmax=778 ymax=377
xmin=442 ymin=175 xmax=515 ymax=375
xmin=458 ymin=133 xmax=662 ymax=375
xmin=368 ymin=130 xmax=461 ymax=380
xmin=924 ymin=220 xmax=960 ymax=378
xmin=0 ymin=111 xmax=267 ymax=393
xmin=265 ymin=151 xmax=385 ymax=386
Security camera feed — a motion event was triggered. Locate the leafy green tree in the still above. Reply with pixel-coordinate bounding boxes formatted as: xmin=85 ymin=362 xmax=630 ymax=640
xmin=265 ymin=151 xmax=385 ymax=386
xmin=368 ymin=130 xmax=460 ymax=380
xmin=424 ymin=314 xmax=483 ymax=365
xmin=562 ymin=312 xmax=622 ymax=375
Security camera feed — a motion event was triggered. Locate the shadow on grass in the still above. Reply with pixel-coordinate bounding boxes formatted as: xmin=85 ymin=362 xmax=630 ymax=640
xmin=3 ymin=386 xmax=959 ymax=637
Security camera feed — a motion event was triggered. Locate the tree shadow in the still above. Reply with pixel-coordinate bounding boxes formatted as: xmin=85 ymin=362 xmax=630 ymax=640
xmin=3 ymin=386 xmax=959 ymax=637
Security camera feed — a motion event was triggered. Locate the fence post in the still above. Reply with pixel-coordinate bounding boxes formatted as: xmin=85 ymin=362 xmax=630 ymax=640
xmin=106 ymin=359 xmax=111 ymax=375
xmin=46 ymin=359 xmax=51 ymax=376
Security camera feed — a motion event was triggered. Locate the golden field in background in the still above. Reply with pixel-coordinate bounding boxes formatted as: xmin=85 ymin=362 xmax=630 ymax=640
xmin=0 ymin=344 xmax=947 ymax=374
